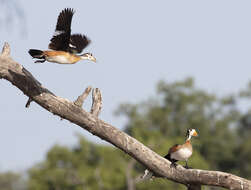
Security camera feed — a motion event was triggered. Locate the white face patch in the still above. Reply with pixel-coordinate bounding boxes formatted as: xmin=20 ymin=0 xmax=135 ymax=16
xmin=171 ymin=147 xmax=192 ymax=161
xmin=190 ymin=129 xmax=195 ymax=135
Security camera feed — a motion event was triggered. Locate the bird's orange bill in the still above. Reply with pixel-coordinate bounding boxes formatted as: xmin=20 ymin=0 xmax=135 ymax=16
xmin=193 ymin=130 xmax=198 ymax=136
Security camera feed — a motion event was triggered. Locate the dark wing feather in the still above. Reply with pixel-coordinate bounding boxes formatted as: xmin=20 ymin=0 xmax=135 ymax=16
xmin=69 ymin=34 xmax=91 ymax=54
xmin=48 ymin=8 xmax=74 ymax=51
xmin=168 ymin=144 xmax=180 ymax=154
xmin=55 ymin=8 xmax=74 ymax=32
xmin=48 ymin=33 xmax=69 ymax=51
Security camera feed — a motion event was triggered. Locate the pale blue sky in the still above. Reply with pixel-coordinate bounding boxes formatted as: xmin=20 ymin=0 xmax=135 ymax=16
xmin=1 ymin=0 xmax=251 ymax=171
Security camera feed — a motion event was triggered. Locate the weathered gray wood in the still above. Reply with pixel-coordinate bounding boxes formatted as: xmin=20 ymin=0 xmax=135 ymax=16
xmin=90 ymin=88 xmax=102 ymax=116
xmin=74 ymin=86 xmax=92 ymax=107
xmin=0 ymin=43 xmax=250 ymax=190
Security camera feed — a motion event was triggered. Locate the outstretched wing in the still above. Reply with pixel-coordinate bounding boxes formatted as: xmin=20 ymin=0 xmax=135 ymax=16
xmin=69 ymin=34 xmax=91 ymax=54
xmin=48 ymin=8 xmax=74 ymax=51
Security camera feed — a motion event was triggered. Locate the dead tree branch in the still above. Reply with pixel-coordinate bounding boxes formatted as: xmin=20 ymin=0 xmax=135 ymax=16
xmin=74 ymin=86 xmax=92 ymax=107
xmin=90 ymin=88 xmax=102 ymax=116
xmin=0 ymin=43 xmax=250 ymax=190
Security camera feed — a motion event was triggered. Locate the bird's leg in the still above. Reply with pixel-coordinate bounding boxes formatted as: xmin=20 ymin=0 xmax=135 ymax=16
xmin=185 ymin=161 xmax=189 ymax=169
xmin=34 ymin=59 xmax=46 ymax=63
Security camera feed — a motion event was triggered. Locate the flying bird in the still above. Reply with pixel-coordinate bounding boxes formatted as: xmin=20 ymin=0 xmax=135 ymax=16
xmin=141 ymin=129 xmax=198 ymax=180
xmin=28 ymin=8 xmax=96 ymax=64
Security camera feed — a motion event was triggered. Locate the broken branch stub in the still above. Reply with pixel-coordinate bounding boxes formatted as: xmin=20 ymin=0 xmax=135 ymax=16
xmin=90 ymin=88 xmax=102 ymax=117
xmin=74 ymin=86 xmax=92 ymax=107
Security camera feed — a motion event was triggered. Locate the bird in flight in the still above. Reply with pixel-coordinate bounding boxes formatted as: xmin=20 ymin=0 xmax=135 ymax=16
xmin=28 ymin=8 xmax=96 ymax=64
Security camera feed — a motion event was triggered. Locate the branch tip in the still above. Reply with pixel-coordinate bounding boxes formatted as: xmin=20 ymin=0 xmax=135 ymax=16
xmin=90 ymin=88 xmax=102 ymax=117
xmin=25 ymin=98 xmax=33 ymax=108
xmin=1 ymin=42 xmax=10 ymax=57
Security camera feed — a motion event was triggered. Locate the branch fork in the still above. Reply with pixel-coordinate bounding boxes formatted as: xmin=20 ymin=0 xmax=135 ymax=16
xmin=74 ymin=86 xmax=102 ymax=117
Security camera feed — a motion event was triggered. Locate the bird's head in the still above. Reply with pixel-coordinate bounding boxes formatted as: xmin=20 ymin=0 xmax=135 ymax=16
xmin=186 ymin=128 xmax=198 ymax=140
xmin=80 ymin=53 xmax=96 ymax=63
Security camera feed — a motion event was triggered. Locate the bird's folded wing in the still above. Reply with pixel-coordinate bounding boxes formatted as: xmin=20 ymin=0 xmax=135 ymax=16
xmin=168 ymin=144 xmax=181 ymax=154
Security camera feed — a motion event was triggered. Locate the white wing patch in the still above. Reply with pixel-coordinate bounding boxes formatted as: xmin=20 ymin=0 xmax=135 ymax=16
xmin=53 ymin=30 xmax=65 ymax=36
xmin=69 ymin=43 xmax=76 ymax=48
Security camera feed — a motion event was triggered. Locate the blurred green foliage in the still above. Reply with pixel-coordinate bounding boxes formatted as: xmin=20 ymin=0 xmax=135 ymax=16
xmin=3 ymin=77 xmax=251 ymax=190
xmin=0 ymin=171 xmax=26 ymax=190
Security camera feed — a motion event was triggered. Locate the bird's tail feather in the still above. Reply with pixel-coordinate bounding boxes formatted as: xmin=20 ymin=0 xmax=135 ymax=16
xmin=164 ymin=153 xmax=171 ymax=161
xmin=28 ymin=49 xmax=44 ymax=58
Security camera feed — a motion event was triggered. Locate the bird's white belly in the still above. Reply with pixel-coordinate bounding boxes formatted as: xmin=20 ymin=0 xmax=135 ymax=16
xmin=46 ymin=56 xmax=70 ymax=64
xmin=171 ymin=148 xmax=192 ymax=161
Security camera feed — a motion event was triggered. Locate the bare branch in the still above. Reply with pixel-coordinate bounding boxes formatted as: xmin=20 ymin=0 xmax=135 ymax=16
xmin=1 ymin=42 xmax=10 ymax=57
xmin=74 ymin=86 xmax=92 ymax=107
xmin=90 ymin=88 xmax=102 ymax=117
xmin=0 ymin=43 xmax=250 ymax=190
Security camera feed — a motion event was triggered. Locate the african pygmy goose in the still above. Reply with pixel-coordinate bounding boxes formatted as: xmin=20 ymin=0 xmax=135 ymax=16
xmin=141 ymin=129 xmax=198 ymax=180
xmin=164 ymin=128 xmax=198 ymax=168
xmin=29 ymin=8 xmax=96 ymax=64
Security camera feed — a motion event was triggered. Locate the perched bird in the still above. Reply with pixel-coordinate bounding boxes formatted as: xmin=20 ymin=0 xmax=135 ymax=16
xmin=28 ymin=8 xmax=96 ymax=64
xmin=141 ymin=128 xmax=198 ymax=180
xmin=164 ymin=128 xmax=198 ymax=168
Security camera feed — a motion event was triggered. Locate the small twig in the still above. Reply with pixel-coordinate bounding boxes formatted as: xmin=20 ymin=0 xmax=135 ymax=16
xmin=74 ymin=86 xmax=92 ymax=107
xmin=61 ymin=86 xmax=92 ymax=120
xmin=25 ymin=97 xmax=33 ymax=108
xmin=90 ymin=88 xmax=102 ymax=117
